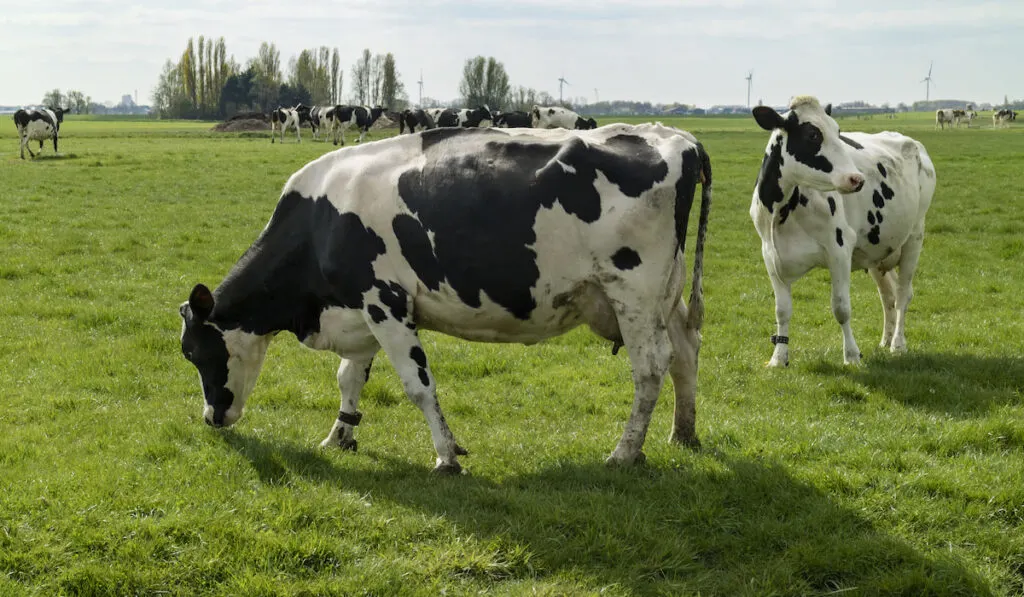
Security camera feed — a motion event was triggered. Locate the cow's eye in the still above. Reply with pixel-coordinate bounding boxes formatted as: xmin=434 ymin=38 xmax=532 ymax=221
xmin=809 ymin=129 xmax=822 ymax=144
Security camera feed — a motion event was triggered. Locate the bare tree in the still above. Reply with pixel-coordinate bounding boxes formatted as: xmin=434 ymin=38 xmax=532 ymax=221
xmin=41 ymin=88 xmax=65 ymax=108
xmin=350 ymin=49 xmax=372 ymax=105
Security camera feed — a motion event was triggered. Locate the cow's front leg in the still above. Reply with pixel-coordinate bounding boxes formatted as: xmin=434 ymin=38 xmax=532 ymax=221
xmin=827 ymin=249 xmax=861 ymax=365
xmin=766 ymin=270 xmax=793 ymax=367
xmin=607 ymin=309 xmax=672 ymax=466
xmin=320 ymin=349 xmax=378 ymax=451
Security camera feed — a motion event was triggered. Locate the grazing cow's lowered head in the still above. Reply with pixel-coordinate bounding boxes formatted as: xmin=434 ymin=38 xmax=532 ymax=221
xmin=575 ymin=116 xmax=598 ymax=130
xmin=752 ymin=96 xmax=865 ymax=195
xmin=179 ymin=285 xmax=269 ymax=427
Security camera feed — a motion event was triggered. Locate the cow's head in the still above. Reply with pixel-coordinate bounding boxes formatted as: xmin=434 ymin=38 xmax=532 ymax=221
xmin=752 ymin=96 xmax=864 ymax=194
xmin=574 ymin=116 xmax=597 ymax=130
xmin=475 ymin=105 xmax=493 ymax=127
xmin=50 ymin=107 xmax=68 ymax=123
xmin=179 ymin=284 xmax=270 ymax=428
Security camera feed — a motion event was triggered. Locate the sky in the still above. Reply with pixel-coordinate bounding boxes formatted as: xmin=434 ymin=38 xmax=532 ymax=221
xmin=1 ymin=0 xmax=1022 ymax=109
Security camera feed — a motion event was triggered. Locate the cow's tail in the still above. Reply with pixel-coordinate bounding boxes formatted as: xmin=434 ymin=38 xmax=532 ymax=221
xmin=686 ymin=143 xmax=712 ymax=331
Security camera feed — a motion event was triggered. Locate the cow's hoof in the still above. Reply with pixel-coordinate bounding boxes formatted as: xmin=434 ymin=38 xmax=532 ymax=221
xmin=766 ymin=359 xmax=789 ymax=368
xmin=339 ymin=438 xmax=358 ymax=452
xmin=669 ymin=433 xmax=701 ymax=450
xmin=432 ymin=462 xmax=463 ymax=475
xmin=605 ymin=451 xmax=646 ymax=467
xmin=455 ymin=443 xmax=469 ymax=456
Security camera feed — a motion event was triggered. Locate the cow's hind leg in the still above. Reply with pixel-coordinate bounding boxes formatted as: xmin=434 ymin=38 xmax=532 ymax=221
xmin=667 ymin=302 xmax=701 ymax=448
xmin=607 ymin=307 xmax=672 ymax=466
xmin=363 ymin=286 xmax=465 ymax=473
xmin=320 ymin=348 xmax=378 ymax=451
xmin=891 ymin=233 xmax=924 ymax=353
xmin=869 ymin=268 xmax=897 ymax=349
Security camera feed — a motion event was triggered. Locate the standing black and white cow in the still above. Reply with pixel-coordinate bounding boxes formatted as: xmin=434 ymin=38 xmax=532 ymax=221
xmin=331 ymin=105 xmax=386 ymax=145
xmin=270 ymin=104 xmax=309 ymax=143
xmin=532 ymin=105 xmax=597 ymax=130
xmin=179 ymin=124 xmax=713 ymax=472
xmin=993 ymin=109 xmax=1017 ymax=128
xmin=398 ymin=108 xmax=436 ymax=134
xmin=13 ymin=107 xmax=68 ymax=159
xmin=935 ymin=109 xmax=956 ymax=130
xmin=751 ymin=96 xmax=936 ymax=367
xmin=433 ymin=106 xmax=493 ymax=128
xmin=493 ymin=110 xmax=532 ymax=128
xmin=309 ymin=105 xmax=333 ymax=141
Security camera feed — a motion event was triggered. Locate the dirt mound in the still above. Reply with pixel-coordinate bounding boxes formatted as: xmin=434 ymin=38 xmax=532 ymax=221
xmin=212 ymin=118 xmax=270 ymax=133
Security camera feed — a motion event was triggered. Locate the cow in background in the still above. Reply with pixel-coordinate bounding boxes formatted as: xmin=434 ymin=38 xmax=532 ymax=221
xmin=532 ymin=105 xmax=597 ymax=130
xmin=270 ymin=104 xmax=310 ymax=143
xmin=751 ymin=96 xmax=936 ymax=367
xmin=13 ymin=107 xmax=69 ymax=159
xmin=434 ymin=106 xmax=493 ymax=128
xmin=494 ymin=111 xmax=532 ymax=128
xmin=994 ymin=109 xmax=1017 ymax=128
xmin=332 ymin=105 xmax=386 ymax=145
xmin=935 ymin=109 xmax=956 ymax=130
xmin=398 ymin=109 xmax=436 ymax=134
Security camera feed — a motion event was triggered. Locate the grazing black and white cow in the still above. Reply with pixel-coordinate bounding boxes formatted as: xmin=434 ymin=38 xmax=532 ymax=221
xmin=493 ymin=110 xmax=532 ymax=128
xmin=270 ymin=104 xmax=309 ymax=143
xmin=431 ymin=106 xmax=493 ymax=128
xmin=993 ymin=109 xmax=1017 ymax=128
xmin=751 ymin=96 xmax=936 ymax=367
xmin=331 ymin=105 xmax=385 ymax=145
xmin=532 ymin=105 xmax=596 ymax=130
xmin=398 ymin=108 xmax=436 ymax=134
xmin=13 ymin=107 xmax=68 ymax=159
xmin=179 ymin=124 xmax=713 ymax=472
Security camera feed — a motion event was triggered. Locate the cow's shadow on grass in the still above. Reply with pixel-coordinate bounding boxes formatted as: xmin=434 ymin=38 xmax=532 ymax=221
xmin=806 ymin=351 xmax=1024 ymax=415
xmin=220 ymin=431 xmax=992 ymax=595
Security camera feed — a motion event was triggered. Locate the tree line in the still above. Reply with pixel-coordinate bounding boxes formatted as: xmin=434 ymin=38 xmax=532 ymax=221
xmin=152 ymin=37 xmax=408 ymax=119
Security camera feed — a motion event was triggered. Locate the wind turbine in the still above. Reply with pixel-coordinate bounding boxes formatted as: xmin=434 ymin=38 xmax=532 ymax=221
xmin=921 ymin=61 xmax=934 ymax=102
xmin=417 ymin=70 xmax=424 ymax=107
xmin=558 ymin=75 xmax=570 ymax=104
xmin=745 ymin=70 xmax=753 ymax=108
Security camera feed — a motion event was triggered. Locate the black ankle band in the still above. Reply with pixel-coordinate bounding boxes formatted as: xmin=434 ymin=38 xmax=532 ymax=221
xmin=771 ymin=335 xmax=789 ymax=345
xmin=338 ymin=410 xmax=363 ymax=426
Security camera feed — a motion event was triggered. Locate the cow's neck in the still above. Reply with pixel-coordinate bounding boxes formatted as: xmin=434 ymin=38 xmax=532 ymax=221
xmin=210 ymin=192 xmax=322 ymax=338
xmin=755 ymin=136 xmax=792 ymax=212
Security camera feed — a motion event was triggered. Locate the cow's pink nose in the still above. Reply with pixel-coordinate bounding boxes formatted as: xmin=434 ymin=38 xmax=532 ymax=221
xmin=846 ymin=174 xmax=865 ymax=193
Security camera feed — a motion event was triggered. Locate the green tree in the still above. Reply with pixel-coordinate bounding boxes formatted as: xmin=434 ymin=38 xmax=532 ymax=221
xmin=351 ymin=49 xmax=372 ymax=105
xmin=41 ymin=88 xmax=66 ymax=108
xmin=459 ymin=56 xmax=509 ymax=109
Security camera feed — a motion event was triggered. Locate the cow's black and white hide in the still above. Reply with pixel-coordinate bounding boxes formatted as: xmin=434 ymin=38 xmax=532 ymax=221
xmin=994 ymin=109 xmax=1017 ymax=128
xmin=398 ymin=109 xmax=436 ymax=134
xmin=309 ymin=105 xmax=333 ymax=140
xmin=270 ymin=105 xmax=309 ymax=143
xmin=532 ymin=105 xmax=595 ymax=130
xmin=331 ymin=105 xmax=385 ymax=145
xmin=493 ymin=110 xmax=532 ymax=128
xmin=751 ymin=95 xmax=936 ymax=367
xmin=179 ymin=124 xmax=713 ymax=473
xmin=13 ymin=107 xmax=68 ymax=159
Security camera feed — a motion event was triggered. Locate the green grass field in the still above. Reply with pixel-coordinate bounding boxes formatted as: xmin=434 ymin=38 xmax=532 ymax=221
xmin=1 ymin=112 xmax=1022 ymax=596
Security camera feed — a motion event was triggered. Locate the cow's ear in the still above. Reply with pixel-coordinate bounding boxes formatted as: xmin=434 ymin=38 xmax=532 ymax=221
xmin=752 ymin=106 xmax=785 ymax=131
xmin=824 ymin=103 xmax=833 ymax=116
xmin=188 ymin=284 xmax=215 ymax=321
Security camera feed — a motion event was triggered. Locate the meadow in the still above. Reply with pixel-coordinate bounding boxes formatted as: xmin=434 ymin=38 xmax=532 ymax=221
xmin=0 ymin=111 xmax=1022 ymax=596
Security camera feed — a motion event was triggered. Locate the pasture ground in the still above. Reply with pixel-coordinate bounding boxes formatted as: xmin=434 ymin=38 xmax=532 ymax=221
xmin=1 ymin=112 xmax=1022 ymax=596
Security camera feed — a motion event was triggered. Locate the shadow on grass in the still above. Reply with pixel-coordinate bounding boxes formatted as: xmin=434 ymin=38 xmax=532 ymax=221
xmin=807 ymin=352 xmax=1024 ymax=415
xmin=219 ymin=431 xmax=993 ymax=595
xmin=24 ymin=152 xmax=79 ymax=161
